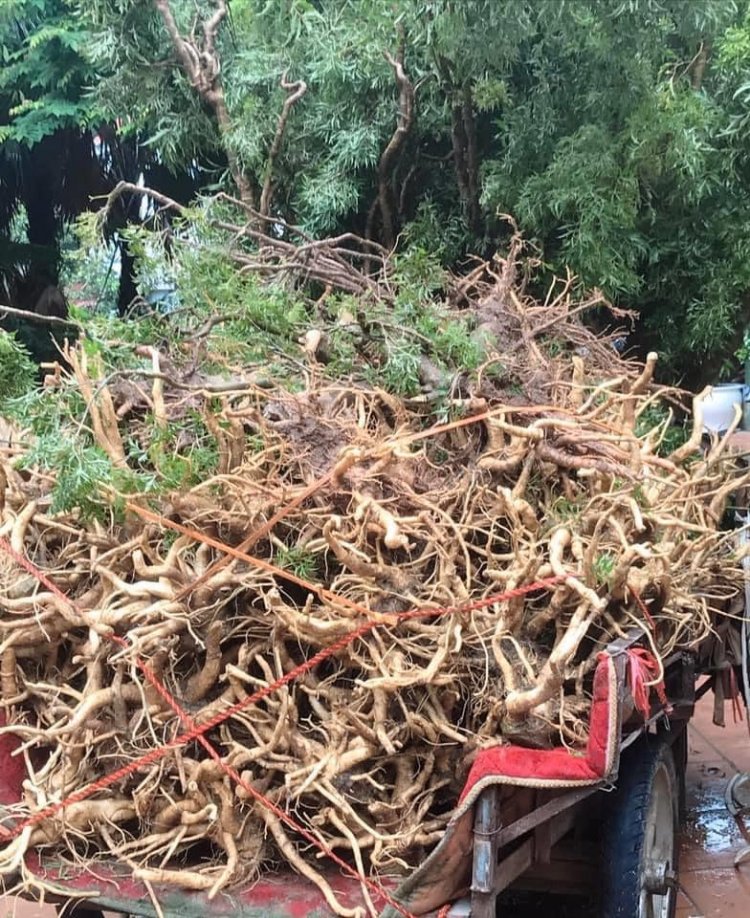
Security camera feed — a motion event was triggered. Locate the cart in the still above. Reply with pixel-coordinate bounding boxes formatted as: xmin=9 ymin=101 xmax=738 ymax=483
xmin=0 ymin=622 xmax=718 ymax=918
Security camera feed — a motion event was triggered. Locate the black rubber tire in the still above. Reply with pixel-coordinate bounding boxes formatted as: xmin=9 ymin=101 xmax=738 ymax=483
xmin=600 ymin=736 xmax=679 ymax=918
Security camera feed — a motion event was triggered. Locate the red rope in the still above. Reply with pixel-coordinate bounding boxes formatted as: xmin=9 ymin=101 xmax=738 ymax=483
xmin=0 ymin=534 xmax=564 ymax=916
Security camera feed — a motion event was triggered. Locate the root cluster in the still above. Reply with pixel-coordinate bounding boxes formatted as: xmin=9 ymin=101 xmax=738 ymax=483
xmin=0 ymin=248 xmax=745 ymax=916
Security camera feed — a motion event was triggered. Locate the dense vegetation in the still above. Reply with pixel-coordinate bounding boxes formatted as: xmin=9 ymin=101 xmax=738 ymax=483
xmin=3 ymin=0 xmax=750 ymax=382
xmin=2 ymin=6 xmax=749 ymax=906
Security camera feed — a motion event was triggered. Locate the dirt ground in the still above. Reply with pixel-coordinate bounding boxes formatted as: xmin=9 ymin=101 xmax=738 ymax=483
xmin=1 ymin=691 xmax=749 ymax=918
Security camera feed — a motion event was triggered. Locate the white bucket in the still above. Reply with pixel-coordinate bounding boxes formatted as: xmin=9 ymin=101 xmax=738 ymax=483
xmin=703 ymin=384 xmax=746 ymax=433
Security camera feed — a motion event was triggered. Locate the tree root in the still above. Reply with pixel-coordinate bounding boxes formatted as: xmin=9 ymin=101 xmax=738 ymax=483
xmin=0 ymin=306 xmax=741 ymax=897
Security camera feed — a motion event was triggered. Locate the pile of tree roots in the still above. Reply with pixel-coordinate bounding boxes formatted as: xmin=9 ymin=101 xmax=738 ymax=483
xmin=0 ymin=244 xmax=747 ymax=915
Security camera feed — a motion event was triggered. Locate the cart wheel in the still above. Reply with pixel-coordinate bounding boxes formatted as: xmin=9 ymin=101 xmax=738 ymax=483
xmin=658 ymin=721 xmax=688 ymax=822
xmin=600 ymin=737 xmax=678 ymax=918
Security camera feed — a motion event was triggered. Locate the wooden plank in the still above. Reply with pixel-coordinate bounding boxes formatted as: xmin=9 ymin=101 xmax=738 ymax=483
xmin=493 ymin=807 xmax=578 ymax=901
xmin=534 ymin=817 xmax=552 ymax=864
xmin=513 ymin=858 xmax=595 ymax=894
xmin=494 ymin=838 xmax=535 ymax=897
xmin=494 ymin=787 xmax=597 ymax=849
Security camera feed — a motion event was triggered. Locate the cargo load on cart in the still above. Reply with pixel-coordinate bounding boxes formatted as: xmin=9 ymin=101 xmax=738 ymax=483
xmin=0 ymin=215 xmax=747 ymax=917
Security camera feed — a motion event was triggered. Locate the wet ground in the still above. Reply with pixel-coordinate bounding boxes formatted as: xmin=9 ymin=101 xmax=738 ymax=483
xmin=677 ymin=694 xmax=750 ymax=917
xmin=2 ymin=692 xmax=750 ymax=917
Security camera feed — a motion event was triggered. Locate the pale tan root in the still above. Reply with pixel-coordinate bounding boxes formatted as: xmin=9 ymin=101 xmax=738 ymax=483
xmin=260 ymin=808 xmax=364 ymax=918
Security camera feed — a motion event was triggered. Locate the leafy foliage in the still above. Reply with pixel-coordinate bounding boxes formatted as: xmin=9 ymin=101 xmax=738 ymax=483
xmin=275 ymin=545 xmax=319 ymax=580
xmin=0 ymin=0 xmax=206 ymax=322
xmin=2 ymin=302 xmax=225 ymax=518
xmin=635 ymin=402 xmax=689 ymax=457
xmin=0 ymin=0 xmax=101 ymax=254
xmin=3 ymin=0 xmax=750 ymax=382
xmin=0 ymin=0 xmax=97 ymax=145
xmin=23 ymin=436 xmax=116 ymax=517
xmin=80 ymin=0 xmax=221 ymax=170
xmin=4 ymin=371 xmax=110 ymax=517
xmin=70 ymin=0 xmax=750 ymax=383
xmin=0 ymin=329 xmax=36 ymax=407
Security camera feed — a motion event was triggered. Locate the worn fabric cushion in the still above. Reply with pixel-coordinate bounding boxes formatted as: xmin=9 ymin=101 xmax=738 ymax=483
xmin=457 ymin=651 xmax=619 ymax=809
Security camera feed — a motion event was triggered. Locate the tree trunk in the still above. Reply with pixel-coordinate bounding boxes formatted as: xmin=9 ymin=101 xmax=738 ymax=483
xmin=117 ymin=240 xmax=139 ymax=317
xmin=451 ymin=94 xmax=482 ymax=237
xmin=461 ymin=88 xmax=482 ymax=235
xmin=25 ymin=147 xmax=59 ymax=282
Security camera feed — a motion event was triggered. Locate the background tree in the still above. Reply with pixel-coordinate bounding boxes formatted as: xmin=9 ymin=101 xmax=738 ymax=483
xmin=0 ymin=0 xmax=202 ymax=322
xmin=5 ymin=0 xmax=750 ymax=383
xmin=0 ymin=0 xmax=103 ymax=304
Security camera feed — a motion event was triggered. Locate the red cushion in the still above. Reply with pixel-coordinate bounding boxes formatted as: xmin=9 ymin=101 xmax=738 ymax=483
xmin=459 ymin=652 xmax=616 ymax=802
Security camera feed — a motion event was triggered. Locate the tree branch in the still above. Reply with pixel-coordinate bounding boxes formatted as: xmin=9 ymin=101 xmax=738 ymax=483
xmin=153 ymin=0 xmax=200 ymax=85
xmin=259 ymin=74 xmax=308 ymax=219
xmin=0 ymin=304 xmax=79 ymax=329
xmin=102 ymin=182 xmax=389 ymax=300
xmin=152 ymin=0 xmax=256 ymax=209
xmin=202 ymin=1 xmax=228 ymax=60
xmin=374 ymin=49 xmax=415 ymax=250
xmin=689 ymin=41 xmax=709 ymax=90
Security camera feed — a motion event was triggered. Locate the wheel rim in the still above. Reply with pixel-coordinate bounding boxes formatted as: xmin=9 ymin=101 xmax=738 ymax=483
xmin=638 ymin=761 xmax=676 ymax=918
